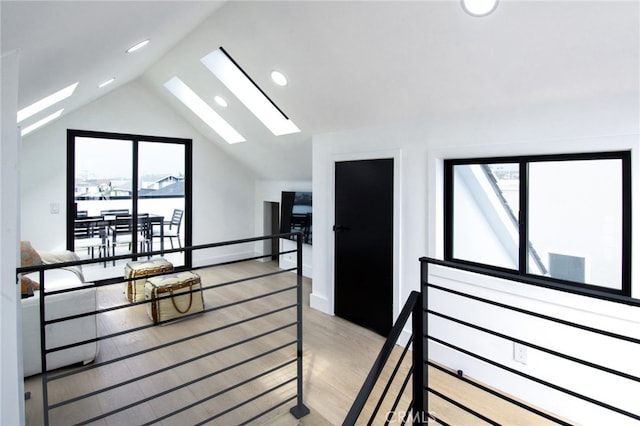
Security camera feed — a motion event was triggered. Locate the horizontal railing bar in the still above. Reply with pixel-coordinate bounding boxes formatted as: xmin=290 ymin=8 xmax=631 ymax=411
xmin=51 ymin=326 xmax=295 ymax=411
xmin=147 ymin=362 xmax=296 ymax=425
xmin=427 ymin=386 xmax=500 ymax=426
xmin=197 ymin=270 xmax=296 ymax=296
xmin=428 ymin=283 xmax=640 ymax=345
xmin=45 ymin=305 xmax=203 ymax=354
xmin=135 ymin=251 xmax=295 ymax=279
xmin=238 ymin=395 xmax=298 ymax=426
xmin=155 ymin=287 xmax=297 ymax=329
xmin=195 ymin=377 xmax=297 ymax=426
xmin=46 ymin=304 xmax=296 ymax=381
xmin=30 ymin=255 xmax=293 ymax=301
xmin=208 ymin=267 xmax=296 ymax=288
xmin=427 ymin=411 xmax=450 ymax=426
xmin=49 ymin=289 xmax=202 ymax=323
xmin=368 ymin=333 xmax=414 ymax=423
xmin=17 ymin=233 xmax=302 ymax=275
xmin=422 ymin=257 xmax=640 ymax=308
xmin=37 ymin=284 xmax=97 ymax=298
xmin=380 ymin=365 xmax=413 ymax=426
xmin=110 ymin=234 xmax=301 ymax=268
xmin=36 ymin=259 xmax=293 ymax=301
xmin=37 ymin=272 xmax=159 ymax=297
xmin=71 ymin=341 xmax=297 ymax=424
xmin=44 ymin=284 xmax=296 ymax=352
xmin=181 ymin=232 xmax=300 ymax=252
xmin=143 ymin=359 xmax=297 ymax=426
xmin=44 ymin=271 xmax=296 ymax=326
xmin=428 ymin=308 xmax=639 ymax=383
xmin=343 ymin=291 xmax=420 ymax=425
xmin=198 ymin=285 xmax=296 ymax=317
xmin=189 ymin=251 xmax=297 ymax=272
xmin=427 ymin=362 xmax=572 ymax=425
xmin=46 ymin=292 xmax=295 ymax=354
xmin=429 ymin=335 xmax=640 ymax=420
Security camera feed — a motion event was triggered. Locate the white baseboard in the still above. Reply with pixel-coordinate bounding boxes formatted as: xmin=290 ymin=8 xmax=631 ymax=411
xmin=310 ymin=292 xmax=332 ymax=315
xmin=278 ymin=256 xmax=312 ymax=278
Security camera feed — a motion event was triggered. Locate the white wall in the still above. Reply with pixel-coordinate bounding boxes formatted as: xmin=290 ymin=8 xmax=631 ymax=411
xmin=255 ymin=180 xmax=312 ymax=277
xmin=311 ymin=122 xmax=428 ymax=317
xmin=1 ymin=49 xmax=24 ymax=426
xmin=20 ymin=80 xmax=258 ymax=264
xmin=312 ymin=92 xmax=639 ymax=423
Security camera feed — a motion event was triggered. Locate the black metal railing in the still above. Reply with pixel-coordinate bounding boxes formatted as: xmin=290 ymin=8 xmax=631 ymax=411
xmin=344 ymin=257 xmax=640 ymax=425
xmin=343 ymin=290 xmax=426 ymax=425
xmin=423 ymin=257 xmax=640 ymax=425
xmin=18 ymin=233 xmax=309 ymax=425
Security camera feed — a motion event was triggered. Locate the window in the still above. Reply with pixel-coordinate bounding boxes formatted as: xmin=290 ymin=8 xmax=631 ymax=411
xmin=67 ymin=129 xmax=192 ymax=272
xmin=444 ymin=151 xmax=631 ymax=296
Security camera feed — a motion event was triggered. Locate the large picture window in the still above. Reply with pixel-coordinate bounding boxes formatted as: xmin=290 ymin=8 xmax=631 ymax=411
xmin=444 ymin=151 xmax=631 ymax=296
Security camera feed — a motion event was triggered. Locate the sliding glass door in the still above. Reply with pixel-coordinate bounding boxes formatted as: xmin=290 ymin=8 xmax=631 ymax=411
xmin=67 ymin=129 xmax=192 ymax=274
xmin=137 ymin=141 xmax=187 ymax=260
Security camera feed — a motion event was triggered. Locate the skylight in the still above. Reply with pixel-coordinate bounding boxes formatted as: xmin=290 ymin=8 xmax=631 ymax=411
xmin=21 ymin=109 xmax=63 ymax=136
xmin=17 ymin=82 xmax=78 ymax=123
xmin=200 ymin=47 xmax=300 ymax=136
xmin=164 ymin=76 xmax=245 ymax=144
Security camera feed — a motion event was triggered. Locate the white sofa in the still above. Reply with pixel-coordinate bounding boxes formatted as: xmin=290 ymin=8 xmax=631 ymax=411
xmin=21 ymin=251 xmax=98 ymax=376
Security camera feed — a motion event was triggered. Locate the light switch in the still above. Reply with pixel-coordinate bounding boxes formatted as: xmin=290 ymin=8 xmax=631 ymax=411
xmin=50 ymin=202 xmax=60 ymax=214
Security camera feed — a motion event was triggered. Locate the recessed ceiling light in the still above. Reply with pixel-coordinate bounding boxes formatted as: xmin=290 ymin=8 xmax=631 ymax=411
xmin=17 ymin=82 xmax=78 ymax=123
xmin=270 ymin=70 xmax=288 ymax=87
xmin=21 ymin=109 xmax=64 ymax=136
xmin=164 ymin=77 xmax=245 ymax=144
xmin=461 ymin=0 xmax=499 ymax=17
xmin=214 ymin=96 xmax=228 ymax=107
xmin=127 ymin=39 xmax=149 ymax=53
xmin=98 ymin=78 xmax=115 ymax=88
xmin=201 ymin=47 xmax=300 ymax=136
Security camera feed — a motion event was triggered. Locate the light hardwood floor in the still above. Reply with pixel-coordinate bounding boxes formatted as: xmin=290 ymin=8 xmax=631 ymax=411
xmin=24 ymin=260 xmax=570 ymax=425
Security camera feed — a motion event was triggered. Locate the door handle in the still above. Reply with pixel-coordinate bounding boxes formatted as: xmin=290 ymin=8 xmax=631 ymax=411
xmin=333 ymin=225 xmax=351 ymax=232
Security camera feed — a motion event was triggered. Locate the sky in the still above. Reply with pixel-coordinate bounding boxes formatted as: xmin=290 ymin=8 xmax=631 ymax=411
xmin=75 ymin=137 xmax=185 ymax=182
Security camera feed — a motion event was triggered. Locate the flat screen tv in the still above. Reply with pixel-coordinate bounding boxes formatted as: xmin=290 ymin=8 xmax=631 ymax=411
xmin=280 ymin=191 xmax=312 ymax=245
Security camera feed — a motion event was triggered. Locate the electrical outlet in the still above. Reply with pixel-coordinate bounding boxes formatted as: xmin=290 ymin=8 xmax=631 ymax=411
xmin=513 ymin=342 xmax=528 ymax=364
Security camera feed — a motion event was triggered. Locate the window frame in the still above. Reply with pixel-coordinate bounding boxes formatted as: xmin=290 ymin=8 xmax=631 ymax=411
xmin=444 ymin=151 xmax=632 ymax=298
xmin=66 ymin=129 xmax=193 ymax=269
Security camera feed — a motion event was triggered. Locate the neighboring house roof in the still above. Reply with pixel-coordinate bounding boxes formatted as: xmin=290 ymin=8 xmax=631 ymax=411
xmin=143 ymin=176 xmax=184 ymax=191
xmin=139 ymin=180 xmax=184 ymax=197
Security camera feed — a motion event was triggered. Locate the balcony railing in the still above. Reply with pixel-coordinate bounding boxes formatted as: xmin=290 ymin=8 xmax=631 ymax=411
xmin=344 ymin=257 xmax=640 ymax=425
xmin=17 ymin=233 xmax=309 ymax=425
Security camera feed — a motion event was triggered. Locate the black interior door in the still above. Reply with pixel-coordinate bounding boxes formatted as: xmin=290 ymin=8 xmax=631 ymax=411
xmin=334 ymin=158 xmax=394 ymax=336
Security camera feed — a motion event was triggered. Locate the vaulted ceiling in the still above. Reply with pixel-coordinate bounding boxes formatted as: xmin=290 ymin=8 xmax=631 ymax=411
xmin=2 ymin=1 xmax=638 ymax=180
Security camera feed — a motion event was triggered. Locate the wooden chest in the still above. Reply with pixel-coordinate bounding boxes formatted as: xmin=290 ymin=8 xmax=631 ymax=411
xmin=145 ymin=271 xmax=204 ymax=324
xmin=124 ymin=258 xmax=174 ymax=303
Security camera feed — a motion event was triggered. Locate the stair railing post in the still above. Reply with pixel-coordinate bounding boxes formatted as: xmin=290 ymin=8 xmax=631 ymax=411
xmin=39 ymin=269 xmax=50 ymax=426
xmin=412 ymin=259 xmax=427 ymax=424
xmin=290 ymin=233 xmax=310 ymax=419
